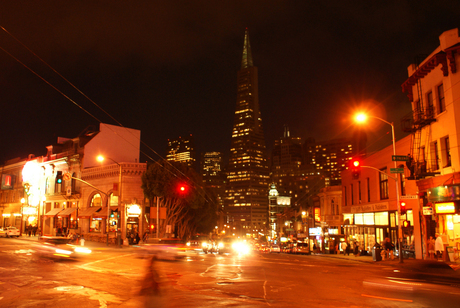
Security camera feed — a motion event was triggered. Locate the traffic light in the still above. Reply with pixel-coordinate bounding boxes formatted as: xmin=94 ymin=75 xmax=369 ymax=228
xmin=400 ymin=201 xmax=407 ymax=215
xmin=403 ymin=220 xmax=411 ymax=228
xmin=350 ymin=159 xmax=361 ymax=179
xmin=150 ymin=224 xmax=155 ymax=233
xmin=177 ymin=183 xmax=188 ymax=195
xmin=55 ymin=171 xmax=63 ymax=184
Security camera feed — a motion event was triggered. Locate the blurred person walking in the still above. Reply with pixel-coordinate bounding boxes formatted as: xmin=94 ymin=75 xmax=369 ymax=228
xmin=435 ymin=233 xmax=444 ymax=261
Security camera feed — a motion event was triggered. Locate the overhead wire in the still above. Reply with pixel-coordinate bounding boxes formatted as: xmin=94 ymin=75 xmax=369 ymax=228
xmin=0 ymin=26 xmax=214 ymax=203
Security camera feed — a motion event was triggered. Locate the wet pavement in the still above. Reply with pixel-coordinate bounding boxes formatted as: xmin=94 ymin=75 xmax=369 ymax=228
xmin=16 ymin=235 xmax=460 ymax=271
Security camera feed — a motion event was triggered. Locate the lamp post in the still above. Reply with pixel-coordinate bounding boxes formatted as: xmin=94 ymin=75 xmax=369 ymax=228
xmin=97 ymin=155 xmax=122 ymax=247
xmin=355 ymin=113 xmax=403 ymax=263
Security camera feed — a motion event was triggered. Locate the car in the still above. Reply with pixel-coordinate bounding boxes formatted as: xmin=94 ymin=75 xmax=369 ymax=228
xmin=217 ymin=237 xmax=238 ymax=254
xmin=187 ymin=235 xmax=213 ymax=253
xmin=294 ymin=242 xmax=310 ymax=255
xmin=33 ymin=236 xmax=92 ymax=259
xmin=1 ymin=226 xmax=20 ymax=238
xmin=270 ymin=245 xmax=281 ymax=253
xmin=140 ymin=238 xmax=187 ymax=260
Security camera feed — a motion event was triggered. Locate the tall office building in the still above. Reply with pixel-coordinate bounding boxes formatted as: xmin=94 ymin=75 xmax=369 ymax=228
xmin=225 ymin=29 xmax=270 ymax=236
xmin=166 ymin=134 xmax=196 ymax=169
xmin=201 ymin=152 xmax=225 ymax=209
xmin=270 ymin=126 xmax=307 ymax=206
xmin=303 ymin=138 xmax=354 ymax=186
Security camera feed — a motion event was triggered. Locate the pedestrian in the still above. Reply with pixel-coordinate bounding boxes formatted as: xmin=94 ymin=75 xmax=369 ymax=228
xmin=353 ymin=242 xmax=360 ymax=257
xmin=32 ymin=225 xmax=37 ymax=236
xmin=383 ymin=237 xmax=394 ymax=260
xmin=27 ymin=225 xmax=32 ymax=237
xmin=345 ymin=241 xmax=351 ymax=256
xmin=313 ymin=243 xmax=317 ymax=254
xmin=435 ymin=233 xmax=444 ymax=261
xmin=143 ymin=230 xmax=149 ymax=242
xmin=340 ymin=241 xmax=347 ymax=255
xmin=427 ymin=236 xmax=435 ymax=260
xmin=136 ymin=232 xmax=141 ymax=245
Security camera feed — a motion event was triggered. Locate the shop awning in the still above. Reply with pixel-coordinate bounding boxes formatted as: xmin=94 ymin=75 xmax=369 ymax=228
xmin=57 ymin=207 xmax=77 ymax=218
xmin=92 ymin=207 xmax=110 ymax=218
xmin=78 ymin=206 xmax=102 ymax=219
xmin=44 ymin=208 xmax=65 ymax=217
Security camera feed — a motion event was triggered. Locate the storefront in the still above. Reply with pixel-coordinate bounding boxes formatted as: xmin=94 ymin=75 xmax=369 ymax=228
xmin=78 ymin=206 xmax=102 ymax=233
xmin=43 ymin=207 xmax=65 ymax=235
xmin=427 ymin=185 xmax=460 ymax=260
xmin=57 ymin=207 xmax=78 ymax=232
xmin=126 ymin=203 xmax=141 ymax=241
xmin=343 ymin=202 xmax=403 ymax=254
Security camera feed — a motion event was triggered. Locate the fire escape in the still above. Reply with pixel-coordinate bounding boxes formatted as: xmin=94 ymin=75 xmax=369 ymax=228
xmin=401 ymin=54 xmax=445 ymax=180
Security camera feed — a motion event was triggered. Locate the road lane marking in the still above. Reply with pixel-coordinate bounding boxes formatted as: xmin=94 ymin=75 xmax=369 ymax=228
xmin=361 ymin=293 xmax=413 ymax=302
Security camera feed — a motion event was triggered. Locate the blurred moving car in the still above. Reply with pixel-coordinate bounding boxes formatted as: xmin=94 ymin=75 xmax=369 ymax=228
xmin=217 ymin=237 xmax=237 ymax=254
xmin=140 ymin=238 xmax=187 ymax=260
xmin=187 ymin=235 xmax=214 ymax=253
xmin=0 ymin=226 xmax=20 ymax=238
xmin=33 ymin=236 xmax=92 ymax=259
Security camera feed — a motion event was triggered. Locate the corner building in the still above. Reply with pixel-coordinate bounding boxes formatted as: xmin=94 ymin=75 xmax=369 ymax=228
xmin=225 ymin=29 xmax=270 ymax=237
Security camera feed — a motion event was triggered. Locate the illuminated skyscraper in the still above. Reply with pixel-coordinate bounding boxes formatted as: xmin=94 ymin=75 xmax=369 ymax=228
xmin=166 ymin=134 xmax=196 ymax=169
xmin=224 ymin=29 xmax=270 ymax=236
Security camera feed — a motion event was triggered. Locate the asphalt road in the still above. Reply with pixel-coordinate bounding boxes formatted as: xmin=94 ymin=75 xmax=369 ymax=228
xmin=1 ymin=237 xmax=459 ymax=307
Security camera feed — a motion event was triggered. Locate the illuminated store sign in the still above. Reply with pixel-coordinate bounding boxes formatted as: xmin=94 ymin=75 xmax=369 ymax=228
xmin=127 ymin=204 xmax=141 ymax=217
xmin=435 ymin=202 xmax=456 ymax=214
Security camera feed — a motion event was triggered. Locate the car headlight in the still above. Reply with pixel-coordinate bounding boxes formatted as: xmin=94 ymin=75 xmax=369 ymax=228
xmin=75 ymin=247 xmax=92 ymax=254
xmin=202 ymin=242 xmax=208 ymax=248
xmin=218 ymin=242 xmax=224 ymax=248
xmin=186 ymin=242 xmax=191 ymax=246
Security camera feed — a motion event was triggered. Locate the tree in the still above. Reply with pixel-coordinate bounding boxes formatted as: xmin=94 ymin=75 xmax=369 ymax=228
xmin=141 ymin=160 xmax=218 ymax=239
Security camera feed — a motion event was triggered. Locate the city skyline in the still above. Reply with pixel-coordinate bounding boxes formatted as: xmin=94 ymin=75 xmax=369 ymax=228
xmin=1 ymin=2 xmax=460 ymax=164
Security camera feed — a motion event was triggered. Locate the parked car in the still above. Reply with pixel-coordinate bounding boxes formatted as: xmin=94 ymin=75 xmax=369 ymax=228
xmin=294 ymin=242 xmax=310 ymax=255
xmin=140 ymin=238 xmax=187 ymax=260
xmin=33 ymin=236 xmax=92 ymax=259
xmin=1 ymin=226 xmax=20 ymax=238
xmin=270 ymin=245 xmax=281 ymax=253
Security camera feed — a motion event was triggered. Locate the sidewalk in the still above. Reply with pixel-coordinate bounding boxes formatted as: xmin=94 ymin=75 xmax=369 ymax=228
xmin=316 ymin=251 xmax=460 ymax=271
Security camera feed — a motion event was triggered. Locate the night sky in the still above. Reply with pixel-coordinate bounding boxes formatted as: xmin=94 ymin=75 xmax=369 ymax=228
xmin=1 ymin=1 xmax=459 ymax=165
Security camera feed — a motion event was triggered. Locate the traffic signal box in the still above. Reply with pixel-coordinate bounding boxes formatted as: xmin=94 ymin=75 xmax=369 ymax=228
xmin=55 ymin=171 xmax=63 ymax=184
xmin=350 ymin=159 xmax=361 ymax=179
xmin=400 ymin=201 xmax=407 ymax=215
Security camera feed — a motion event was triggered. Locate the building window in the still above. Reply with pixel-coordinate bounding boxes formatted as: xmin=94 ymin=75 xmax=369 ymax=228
xmin=379 ymin=168 xmax=389 ymax=200
xmin=351 ymin=184 xmax=354 ymax=205
xmin=343 ymin=186 xmax=347 ymax=206
xmin=399 ymin=164 xmax=406 ymax=196
xmin=431 ymin=141 xmax=440 ymax=170
xmin=367 ymin=177 xmax=371 ymax=202
xmin=437 ymin=83 xmax=445 ymax=114
xmin=441 ymin=136 xmax=451 ymax=167
xmin=358 ymin=181 xmax=361 ymax=204
xmin=426 ymin=91 xmax=433 ymax=117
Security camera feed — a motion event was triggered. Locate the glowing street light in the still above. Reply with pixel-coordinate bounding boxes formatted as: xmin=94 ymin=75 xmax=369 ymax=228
xmin=354 ymin=112 xmax=403 ymax=263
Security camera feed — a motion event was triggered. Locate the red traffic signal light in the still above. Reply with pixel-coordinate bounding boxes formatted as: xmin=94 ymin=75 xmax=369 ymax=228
xmin=177 ymin=183 xmax=188 ymax=195
xmin=150 ymin=224 xmax=155 ymax=230
xmin=350 ymin=159 xmax=361 ymax=179
xmin=400 ymin=201 xmax=407 ymax=215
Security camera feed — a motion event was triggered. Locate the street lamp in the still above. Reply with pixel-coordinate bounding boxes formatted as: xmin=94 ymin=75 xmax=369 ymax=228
xmin=97 ymin=155 xmax=122 ymax=247
xmin=354 ymin=112 xmax=403 ymax=263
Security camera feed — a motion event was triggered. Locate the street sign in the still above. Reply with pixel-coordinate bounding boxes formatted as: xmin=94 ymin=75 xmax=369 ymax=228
xmin=400 ymin=195 xmax=418 ymax=199
xmin=390 ymin=168 xmax=404 ymax=173
xmin=423 ymin=207 xmax=433 ymax=215
xmin=392 ymin=155 xmax=408 ymax=161
xmin=63 ymin=172 xmax=72 ymax=181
